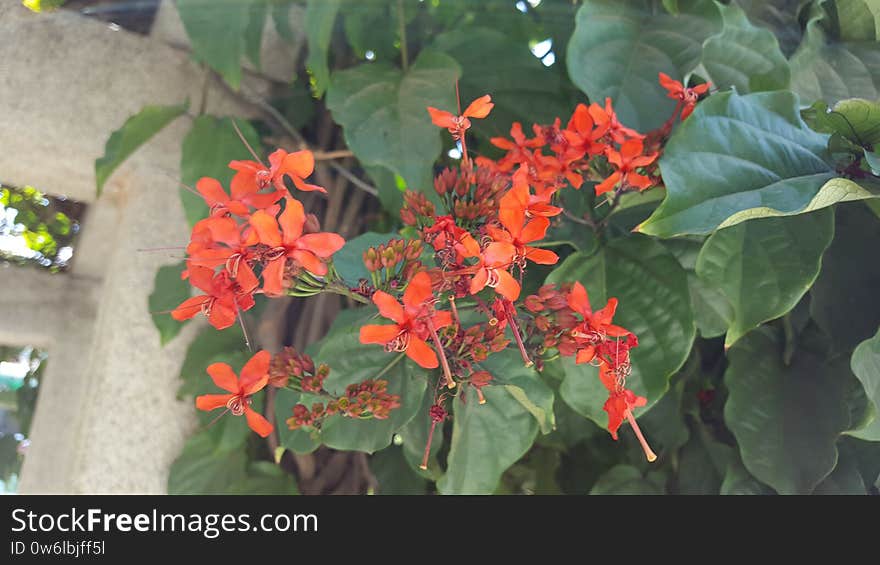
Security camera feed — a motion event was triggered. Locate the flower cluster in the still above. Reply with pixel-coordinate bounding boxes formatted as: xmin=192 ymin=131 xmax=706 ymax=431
xmin=286 ymin=379 xmax=401 ymax=433
xmin=171 ymin=149 xmax=345 ymax=329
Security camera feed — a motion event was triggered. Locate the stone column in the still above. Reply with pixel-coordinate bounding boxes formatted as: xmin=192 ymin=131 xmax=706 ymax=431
xmin=0 ymin=4 xmax=273 ymax=492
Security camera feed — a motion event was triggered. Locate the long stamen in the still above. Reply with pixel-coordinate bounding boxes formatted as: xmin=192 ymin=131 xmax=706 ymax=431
xmin=231 ymin=118 xmax=266 ymax=167
xmin=475 ymin=387 xmax=486 ymax=405
xmin=504 ymin=301 xmax=533 ymax=367
xmin=625 ymin=410 xmax=657 ymax=462
xmin=419 ymin=419 xmax=438 ymax=470
xmin=448 ymin=295 xmax=461 ymax=327
xmin=426 ymin=317 xmax=456 ymax=389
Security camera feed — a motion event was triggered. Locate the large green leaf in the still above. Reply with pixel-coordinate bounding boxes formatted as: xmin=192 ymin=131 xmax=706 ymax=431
xmin=148 ymin=261 xmax=191 ymax=346
xmin=851 ymin=327 xmax=880 ymax=440
xmin=664 ymin=238 xmax=733 ymax=338
xmin=566 ymin=0 xmax=720 ymax=131
xmin=332 ymin=231 xmax=396 ymax=286
xmin=178 ymin=326 xmax=251 ymax=399
xmin=589 ymin=464 xmax=666 ymax=494
xmin=724 ymin=325 xmax=851 ymax=494
xmin=95 ymin=103 xmax=188 ymax=196
xmin=180 ymin=116 xmax=263 ymax=227
xmin=326 ymin=50 xmax=460 ymax=191
xmin=811 ymin=203 xmax=880 ymax=352
xmin=696 ymin=210 xmax=834 ymax=347
xmin=720 ymin=457 xmax=775 ymax=495
xmin=828 ymin=0 xmax=880 ymax=42
xmin=370 ymin=445 xmax=429 ymax=494
xmin=274 ymin=389 xmax=323 ymax=454
xmin=168 ymin=427 xmax=248 ymax=495
xmin=481 ymin=349 xmax=556 ymax=435
xmin=437 ymin=385 xmax=539 ymax=494
xmin=637 ymin=90 xmax=873 ymax=237
xmin=313 ymin=308 xmax=427 ymax=453
xmin=177 ymin=0 xmax=254 ymax=88
xmin=431 ymin=27 xmax=569 ymax=137
xmin=790 ymin=12 xmax=880 ymax=105
xmin=812 ymin=444 xmax=869 ymax=494
xmin=305 ymin=0 xmax=340 ymax=97
xmin=700 ymin=1 xmax=790 ymax=93
xmin=549 ymin=236 xmax=695 ymax=426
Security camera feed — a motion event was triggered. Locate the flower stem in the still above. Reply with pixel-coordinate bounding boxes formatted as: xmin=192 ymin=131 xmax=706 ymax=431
xmin=504 ymin=302 xmax=533 ymax=367
xmin=420 ymin=420 xmax=437 ymax=470
xmin=427 ymin=318 xmax=456 ymax=389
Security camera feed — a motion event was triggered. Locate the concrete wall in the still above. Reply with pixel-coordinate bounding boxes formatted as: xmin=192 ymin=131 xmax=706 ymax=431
xmin=0 ymin=3 xmax=297 ymax=492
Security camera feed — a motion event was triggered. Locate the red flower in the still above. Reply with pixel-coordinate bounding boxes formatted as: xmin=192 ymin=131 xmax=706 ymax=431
xmin=490 ymin=122 xmax=542 ymax=171
xmin=566 ymin=281 xmax=630 ymax=364
xmin=195 ymin=177 xmax=281 ymax=217
xmin=603 ymin=98 xmax=645 ymax=144
xmin=601 ymin=367 xmax=647 ymax=440
xmin=186 ymin=216 xmax=259 ymax=282
xmin=230 ymin=148 xmax=327 ymax=195
xmin=509 ymin=168 xmax=562 ymax=218
xmin=172 ymin=264 xmax=257 ymax=330
xmin=658 ymin=73 xmax=711 ymax=120
xmin=359 ymin=271 xmax=453 ymax=369
xmin=468 ymin=240 xmax=522 ymax=301
xmin=195 ymin=350 xmax=273 ymax=437
xmin=486 ymin=184 xmax=559 ymax=267
xmin=564 ymin=103 xmax=610 ymax=156
xmin=595 ymin=139 xmax=657 ymax=196
xmin=427 ymin=94 xmax=494 ymax=139
xmin=249 ymin=198 xmax=345 ymax=296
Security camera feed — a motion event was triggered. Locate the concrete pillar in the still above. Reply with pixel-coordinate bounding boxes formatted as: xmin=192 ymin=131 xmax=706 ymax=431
xmin=0 ymin=4 xmax=273 ymax=492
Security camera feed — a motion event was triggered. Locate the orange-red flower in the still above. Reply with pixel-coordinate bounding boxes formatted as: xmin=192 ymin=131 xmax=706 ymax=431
xmin=359 ymin=271 xmax=453 ymax=369
xmin=186 ymin=216 xmax=259 ymax=282
xmin=659 ymin=72 xmax=711 ymax=120
xmin=195 ymin=177 xmax=281 ymax=217
xmin=427 ymin=94 xmax=494 ymax=139
xmin=486 ymin=185 xmax=559 ymax=266
xmin=468 ymin=240 xmax=521 ymax=301
xmin=490 ymin=122 xmax=542 ymax=172
xmin=603 ymin=97 xmax=645 ymax=144
xmin=230 ymin=148 xmax=327 ymax=195
xmin=172 ymin=264 xmax=257 ymax=330
xmin=566 ymin=281 xmax=630 ymax=364
xmin=564 ymin=102 xmax=611 ymax=156
xmin=195 ymin=350 xmax=273 ymax=437
xmin=595 ymin=139 xmax=657 ymax=196
xmin=249 ymin=198 xmax=345 ymax=296
xmin=599 ymin=361 xmax=647 ymax=440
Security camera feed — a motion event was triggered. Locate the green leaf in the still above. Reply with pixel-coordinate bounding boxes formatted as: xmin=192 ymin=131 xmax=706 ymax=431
xmin=736 ymin=0 xmax=805 ymax=57
xmin=431 ymin=27 xmax=569 ymax=136
xmin=664 ymin=238 xmax=733 ymax=338
xmin=243 ymin=0 xmax=268 ymax=69
xmin=639 ymin=377 xmax=690 ymax=454
xmin=811 ymin=203 xmax=880 ymax=352
xmin=790 ymin=12 xmax=880 ymax=105
xmin=589 ymin=464 xmax=666 ymax=494
xmin=228 ymin=461 xmax=299 ymax=495
xmin=813 ymin=444 xmax=868 ymax=494
xmin=327 ymin=50 xmax=460 ymax=191
xmin=305 ymin=0 xmax=341 ymax=97
xmin=148 ymin=262 xmax=191 ymax=346
xmin=437 ymin=385 xmax=538 ymax=494
xmin=177 ymin=0 xmax=253 ymax=88
xmin=803 ymin=98 xmax=880 ymax=147
xmin=178 ymin=326 xmax=250 ymax=399
xmin=696 ymin=211 xmax=834 ymax=347
xmin=482 ymin=349 xmax=556 ymax=435
xmin=720 ymin=457 xmax=775 ymax=495
xmin=566 ymin=0 xmax=720 ymax=131
xmin=829 ymin=0 xmax=880 ymax=42
xmin=700 ymin=1 xmax=790 ymax=93
xmin=851 ymin=327 xmax=880 ymax=439
xmin=274 ymin=389 xmax=322 ymax=454
xmin=724 ymin=325 xmax=851 ymax=494
xmin=370 ymin=446 xmax=428 ymax=494
xmin=549 ymin=236 xmax=695 ymax=426
xmin=865 ymin=149 xmax=880 ymax=175
xmin=95 ymin=103 xmax=187 ymax=196
xmin=168 ymin=426 xmax=247 ymax=495
xmin=180 ymin=116 xmax=263 ymax=226
xmin=637 ymin=90 xmax=869 ymax=237
xmin=312 ymin=308 xmax=427 ymax=453
xmin=332 ymin=231 xmax=396 ymax=286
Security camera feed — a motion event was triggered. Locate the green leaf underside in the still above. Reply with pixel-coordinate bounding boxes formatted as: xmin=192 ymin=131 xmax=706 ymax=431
xmin=566 ymin=0 xmax=720 ymax=132
xmin=95 ymin=103 xmax=187 ymax=195
xmin=696 ymin=210 xmax=834 ymax=347
xmin=724 ymin=326 xmax=851 ymax=494
xmin=638 ymin=90 xmax=874 ymax=237
xmin=851 ymin=328 xmax=880 ymax=441
xmin=177 ymin=0 xmax=252 ymax=88
xmin=549 ymin=236 xmax=695 ymax=426
xmin=326 ymin=50 xmax=460 ymax=191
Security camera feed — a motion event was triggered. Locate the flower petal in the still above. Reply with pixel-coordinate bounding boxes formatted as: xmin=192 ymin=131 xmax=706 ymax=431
xmin=360 ymin=324 xmax=402 ymax=344
xmin=281 ymin=150 xmax=315 ymax=179
xmin=244 ymin=406 xmax=274 ymax=438
xmin=171 ymin=295 xmax=208 ymax=321
xmin=240 ymin=350 xmax=271 ymax=386
xmin=248 ymin=210 xmax=283 ymax=248
xmin=298 ymin=232 xmax=345 ymax=258
xmin=371 ymin=290 xmax=405 ymax=324
xmin=463 ymin=95 xmax=493 ymax=119
xmin=206 ymin=362 xmax=240 ymax=393
xmin=406 ymin=336 xmax=439 ymax=369
xmin=403 ymin=271 xmax=433 ymax=310
xmin=196 ymin=393 xmax=234 ymax=411
xmin=279 ymin=197 xmax=306 ymax=245
xmin=196 ymin=177 xmax=229 ymax=206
